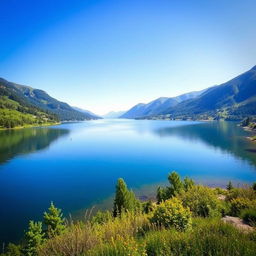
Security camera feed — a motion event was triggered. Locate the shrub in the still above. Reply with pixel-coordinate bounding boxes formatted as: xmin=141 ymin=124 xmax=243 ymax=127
xmin=241 ymin=208 xmax=256 ymax=226
xmin=150 ymin=198 xmax=191 ymax=231
xmin=229 ymin=197 xmax=254 ymax=216
xmin=142 ymin=200 xmax=155 ymax=214
xmin=91 ymin=210 xmax=112 ymax=225
xmin=179 ymin=185 xmax=222 ymax=217
xmin=226 ymin=187 xmax=256 ymax=202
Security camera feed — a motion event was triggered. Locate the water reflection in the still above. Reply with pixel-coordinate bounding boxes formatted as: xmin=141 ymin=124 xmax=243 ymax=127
xmin=0 ymin=127 xmax=70 ymax=164
xmin=154 ymin=121 xmax=256 ymax=166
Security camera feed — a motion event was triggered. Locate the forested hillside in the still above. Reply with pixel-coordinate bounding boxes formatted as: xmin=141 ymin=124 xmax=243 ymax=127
xmin=0 ymin=78 xmax=97 ymax=122
xmin=0 ymin=80 xmax=58 ymax=128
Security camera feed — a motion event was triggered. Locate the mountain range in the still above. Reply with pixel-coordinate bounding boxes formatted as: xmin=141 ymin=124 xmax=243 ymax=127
xmin=72 ymin=106 xmax=101 ymax=119
xmin=120 ymin=90 xmax=206 ymax=119
xmin=103 ymin=110 xmax=126 ymax=118
xmin=0 ymin=78 xmax=98 ymax=122
xmin=121 ymin=65 xmax=256 ymax=120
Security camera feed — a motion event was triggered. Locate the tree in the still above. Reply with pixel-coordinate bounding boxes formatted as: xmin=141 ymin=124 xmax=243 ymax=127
xmin=113 ymin=178 xmax=140 ymax=217
xmin=43 ymin=202 xmax=66 ymax=238
xmin=252 ymin=182 xmax=256 ymax=191
xmin=184 ymin=177 xmax=195 ymax=191
xmin=168 ymin=171 xmax=184 ymax=197
xmin=227 ymin=181 xmax=234 ymax=191
xmin=24 ymin=221 xmax=44 ymax=256
xmin=156 ymin=186 xmax=168 ymax=203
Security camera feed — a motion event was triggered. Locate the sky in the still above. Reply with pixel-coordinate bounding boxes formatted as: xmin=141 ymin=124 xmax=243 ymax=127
xmin=1 ymin=0 xmax=256 ymax=115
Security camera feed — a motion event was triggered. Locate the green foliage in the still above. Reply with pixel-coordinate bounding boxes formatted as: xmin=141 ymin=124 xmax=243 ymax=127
xmin=144 ymin=218 xmax=256 ymax=256
xmin=167 ymin=171 xmax=184 ymax=197
xmin=150 ymin=197 xmax=192 ymax=231
xmin=91 ymin=210 xmax=113 ymax=225
xmin=252 ymin=182 xmax=256 ymax=191
xmin=241 ymin=208 xmax=256 ymax=226
xmin=179 ymin=185 xmax=223 ymax=217
xmin=142 ymin=200 xmax=155 ymax=214
xmin=0 ymin=243 xmax=21 ymax=256
xmin=157 ymin=172 xmax=195 ymax=203
xmin=43 ymin=202 xmax=66 ymax=238
xmin=226 ymin=181 xmax=234 ymax=190
xmin=183 ymin=177 xmax=195 ymax=191
xmin=24 ymin=221 xmax=44 ymax=256
xmin=226 ymin=187 xmax=256 ymax=202
xmin=113 ymin=178 xmax=141 ymax=217
xmin=229 ymin=197 xmax=256 ymax=216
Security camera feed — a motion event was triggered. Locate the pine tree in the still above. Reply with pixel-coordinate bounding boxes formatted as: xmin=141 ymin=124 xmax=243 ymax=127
xmin=227 ymin=181 xmax=234 ymax=190
xmin=168 ymin=171 xmax=184 ymax=197
xmin=183 ymin=177 xmax=195 ymax=191
xmin=113 ymin=178 xmax=139 ymax=217
xmin=43 ymin=202 xmax=66 ymax=238
xmin=156 ymin=186 xmax=167 ymax=203
xmin=23 ymin=221 xmax=44 ymax=256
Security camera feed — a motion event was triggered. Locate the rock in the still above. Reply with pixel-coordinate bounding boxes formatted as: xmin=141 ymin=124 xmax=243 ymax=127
xmin=221 ymin=216 xmax=254 ymax=232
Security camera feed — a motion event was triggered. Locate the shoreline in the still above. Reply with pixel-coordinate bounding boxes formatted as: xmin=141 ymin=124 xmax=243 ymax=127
xmin=0 ymin=122 xmax=61 ymax=131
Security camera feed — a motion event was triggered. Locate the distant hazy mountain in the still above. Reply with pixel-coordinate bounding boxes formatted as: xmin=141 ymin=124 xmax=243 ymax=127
xmin=103 ymin=110 xmax=126 ymax=118
xmin=0 ymin=78 xmax=97 ymax=121
xmin=120 ymin=90 xmax=205 ymax=119
xmin=72 ymin=106 xmax=101 ymax=119
xmin=162 ymin=65 xmax=256 ymax=119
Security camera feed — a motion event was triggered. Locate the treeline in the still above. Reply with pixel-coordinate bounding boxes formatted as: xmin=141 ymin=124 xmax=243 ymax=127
xmin=2 ymin=172 xmax=256 ymax=256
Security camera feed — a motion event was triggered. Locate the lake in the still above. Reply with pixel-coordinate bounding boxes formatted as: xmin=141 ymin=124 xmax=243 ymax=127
xmin=0 ymin=119 xmax=256 ymax=243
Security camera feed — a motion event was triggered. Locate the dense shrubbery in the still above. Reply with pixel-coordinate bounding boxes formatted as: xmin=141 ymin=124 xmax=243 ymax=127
xmin=179 ymin=185 xmax=225 ymax=217
xmin=150 ymin=198 xmax=191 ymax=231
xmin=1 ymin=172 xmax=256 ymax=256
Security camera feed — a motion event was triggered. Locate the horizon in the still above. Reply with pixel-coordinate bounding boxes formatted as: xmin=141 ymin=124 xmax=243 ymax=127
xmin=1 ymin=0 xmax=256 ymax=115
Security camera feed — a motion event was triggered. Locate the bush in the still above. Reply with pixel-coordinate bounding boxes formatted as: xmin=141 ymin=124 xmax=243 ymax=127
xmin=179 ymin=185 xmax=223 ymax=217
xmin=241 ymin=208 xmax=256 ymax=226
xmin=91 ymin=210 xmax=112 ymax=225
xmin=150 ymin=198 xmax=191 ymax=231
xmin=229 ymin=197 xmax=255 ymax=216
xmin=226 ymin=187 xmax=256 ymax=202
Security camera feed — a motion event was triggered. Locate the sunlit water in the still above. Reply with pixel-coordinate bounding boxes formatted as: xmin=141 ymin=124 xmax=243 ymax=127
xmin=0 ymin=119 xmax=256 ymax=243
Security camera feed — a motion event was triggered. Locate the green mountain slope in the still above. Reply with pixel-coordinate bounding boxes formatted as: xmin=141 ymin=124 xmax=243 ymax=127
xmin=162 ymin=65 xmax=256 ymax=120
xmin=0 ymin=78 xmax=97 ymax=121
xmin=0 ymin=80 xmax=58 ymax=128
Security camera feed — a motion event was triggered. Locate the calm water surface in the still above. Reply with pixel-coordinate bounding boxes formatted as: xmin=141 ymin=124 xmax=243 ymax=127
xmin=0 ymin=119 xmax=256 ymax=243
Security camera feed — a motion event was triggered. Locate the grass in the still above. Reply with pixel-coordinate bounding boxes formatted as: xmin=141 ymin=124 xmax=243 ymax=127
xmin=38 ymin=216 xmax=256 ymax=256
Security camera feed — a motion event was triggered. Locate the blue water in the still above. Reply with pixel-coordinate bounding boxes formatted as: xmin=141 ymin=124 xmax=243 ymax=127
xmin=0 ymin=119 xmax=256 ymax=243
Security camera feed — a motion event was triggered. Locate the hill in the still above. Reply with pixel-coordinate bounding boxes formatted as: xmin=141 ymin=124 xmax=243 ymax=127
xmin=120 ymin=90 xmax=205 ymax=119
xmin=0 ymin=79 xmax=58 ymax=128
xmin=0 ymin=78 xmax=97 ymax=122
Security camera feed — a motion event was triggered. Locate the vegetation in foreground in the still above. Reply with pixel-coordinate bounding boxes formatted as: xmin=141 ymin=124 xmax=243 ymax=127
xmin=2 ymin=173 xmax=256 ymax=256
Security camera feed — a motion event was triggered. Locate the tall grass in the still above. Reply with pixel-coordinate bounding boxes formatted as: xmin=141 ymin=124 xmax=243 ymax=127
xmin=39 ymin=215 xmax=256 ymax=256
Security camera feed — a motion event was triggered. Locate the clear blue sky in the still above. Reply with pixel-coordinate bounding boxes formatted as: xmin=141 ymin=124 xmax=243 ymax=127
xmin=1 ymin=0 xmax=256 ymax=115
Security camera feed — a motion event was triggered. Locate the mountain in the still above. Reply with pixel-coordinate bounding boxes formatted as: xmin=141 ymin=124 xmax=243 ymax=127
xmin=161 ymin=65 xmax=256 ymax=120
xmin=120 ymin=90 xmax=205 ymax=119
xmin=72 ymin=106 xmax=101 ymax=119
xmin=103 ymin=110 xmax=126 ymax=119
xmin=0 ymin=78 xmax=97 ymax=121
xmin=0 ymin=78 xmax=58 ymax=128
